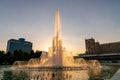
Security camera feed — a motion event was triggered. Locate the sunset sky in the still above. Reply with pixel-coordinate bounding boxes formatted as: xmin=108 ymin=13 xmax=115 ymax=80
xmin=0 ymin=0 xmax=120 ymax=53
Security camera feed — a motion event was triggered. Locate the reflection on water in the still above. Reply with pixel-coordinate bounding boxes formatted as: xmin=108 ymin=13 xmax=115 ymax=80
xmin=2 ymin=68 xmax=101 ymax=80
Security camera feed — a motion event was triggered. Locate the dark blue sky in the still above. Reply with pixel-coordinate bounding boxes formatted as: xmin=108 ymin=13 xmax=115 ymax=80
xmin=0 ymin=0 xmax=120 ymax=53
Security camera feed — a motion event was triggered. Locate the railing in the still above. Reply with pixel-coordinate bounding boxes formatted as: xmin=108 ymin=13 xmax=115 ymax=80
xmin=75 ymin=53 xmax=120 ymax=57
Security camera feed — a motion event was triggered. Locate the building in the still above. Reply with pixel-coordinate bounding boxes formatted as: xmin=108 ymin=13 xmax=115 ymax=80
xmin=85 ymin=38 xmax=120 ymax=54
xmin=6 ymin=38 xmax=32 ymax=53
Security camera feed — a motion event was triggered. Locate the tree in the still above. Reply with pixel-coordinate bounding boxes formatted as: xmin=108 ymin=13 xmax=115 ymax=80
xmin=0 ymin=51 xmax=5 ymax=65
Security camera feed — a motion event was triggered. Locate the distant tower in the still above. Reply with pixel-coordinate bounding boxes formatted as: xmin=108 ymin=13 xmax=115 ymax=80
xmin=52 ymin=9 xmax=63 ymax=67
xmin=85 ymin=38 xmax=95 ymax=54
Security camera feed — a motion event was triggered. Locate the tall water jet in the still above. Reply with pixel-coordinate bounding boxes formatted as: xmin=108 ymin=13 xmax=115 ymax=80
xmin=50 ymin=9 xmax=63 ymax=67
xmin=11 ymin=9 xmax=101 ymax=69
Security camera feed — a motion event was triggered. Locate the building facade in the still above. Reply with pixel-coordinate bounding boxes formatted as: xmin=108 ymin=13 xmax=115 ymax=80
xmin=85 ymin=38 xmax=120 ymax=54
xmin=7 ymin=38 xmax=32 ymax=53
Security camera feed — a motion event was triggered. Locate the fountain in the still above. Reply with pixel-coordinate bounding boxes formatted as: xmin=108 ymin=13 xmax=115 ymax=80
xmin=11 ymin=9 xmax=101 ymax=70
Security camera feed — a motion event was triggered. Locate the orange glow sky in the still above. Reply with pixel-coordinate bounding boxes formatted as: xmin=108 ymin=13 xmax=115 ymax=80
xmin=0 ymin=0 xmax=120 ymax=54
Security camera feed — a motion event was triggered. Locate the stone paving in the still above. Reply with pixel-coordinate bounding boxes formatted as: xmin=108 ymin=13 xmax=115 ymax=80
xmin=110 ymin=69 xmax=120 ymax=80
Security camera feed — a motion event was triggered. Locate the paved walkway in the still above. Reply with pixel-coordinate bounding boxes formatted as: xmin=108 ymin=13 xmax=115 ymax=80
xmin=110 ymin=69 xmax=120 ymax=80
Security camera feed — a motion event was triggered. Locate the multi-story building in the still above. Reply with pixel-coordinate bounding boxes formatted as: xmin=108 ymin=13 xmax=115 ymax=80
xmin=6 ymin=38 xmax=32 ymax=53
xmin=85 ymin=38 xmax=120 ymax=54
